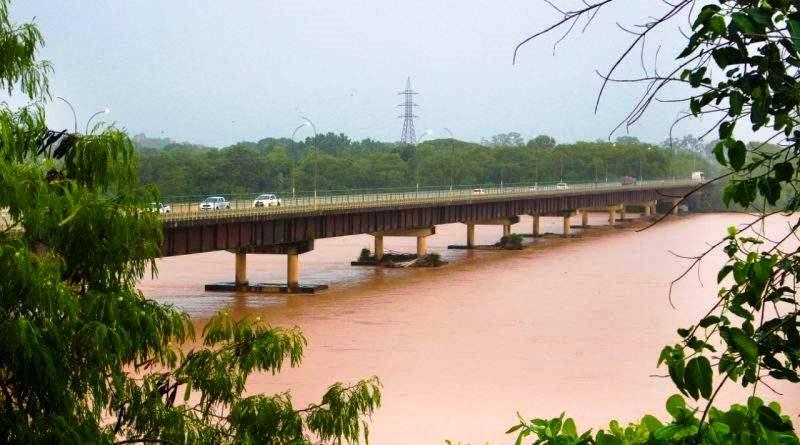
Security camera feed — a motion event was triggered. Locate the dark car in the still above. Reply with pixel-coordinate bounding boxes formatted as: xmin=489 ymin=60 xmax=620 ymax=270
xmin=621 ymin=176 xmax=637 ymax=185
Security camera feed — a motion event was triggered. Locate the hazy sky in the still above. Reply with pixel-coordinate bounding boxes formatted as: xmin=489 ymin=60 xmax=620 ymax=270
xmin=10 ymin=1 xmax=708 ymax=146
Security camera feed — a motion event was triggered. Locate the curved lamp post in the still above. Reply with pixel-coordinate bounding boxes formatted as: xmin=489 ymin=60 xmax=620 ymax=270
xmin=415 ymin=129 xmax=433 ymax=193
xmin=443 ymin=128 xmax=455 ymax=192
xmin=290 ymin=121 xmax=312 ymax=201
xmin=301 ymin=116 xmax=319 ymax=205
xmin=56 ymin=96 xmax=78 ymax=133
xmin=86 ymin=108 xmax=110 ymax=134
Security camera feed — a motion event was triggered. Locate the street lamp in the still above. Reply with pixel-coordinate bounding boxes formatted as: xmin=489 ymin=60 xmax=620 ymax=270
xmin=415 ymin=129 xmax=433 ymax=193
xmin=301 ymin=116 xmax=318 ymax=205
xmin=86 ymin=108 xmax=110 ymax=134
xmin=290 ymin=121 xmax=312 ymax=201
xmin=443 ymin=128 xmax=455 ymax=192
xmin=56 ymin=96 xmax=78 ymax=133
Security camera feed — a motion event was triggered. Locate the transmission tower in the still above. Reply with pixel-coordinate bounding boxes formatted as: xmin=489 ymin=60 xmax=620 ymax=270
xmin=398 ymin=77 xmax=418 ymax=144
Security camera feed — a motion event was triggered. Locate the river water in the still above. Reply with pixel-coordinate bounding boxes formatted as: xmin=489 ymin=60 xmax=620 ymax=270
xmin=139 ymin=213 xmax=800 ymax=444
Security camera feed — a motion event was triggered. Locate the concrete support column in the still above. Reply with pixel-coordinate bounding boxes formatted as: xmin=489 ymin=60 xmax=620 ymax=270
xmin=532 ymin=215 xmax=540 ymax=237
xmin=466 ymin=224 xmax=475 ymax=248
xmin=609 ymin=207 xmax=617 ymax=225
xmin=416 ymin=236 xmax=428 ymax=257
xmin=671 ymin=201 xmax=680 ymax=215
xmin=644 ymin=203 xmax=652 ymax=217
xmin=235 ymin=250 xmax=248 ymax=287
xmin=374 ymin=234 xmax=384 ymax=261
xmin=581 ymin=211 xmax=589 ymax=227
xmin=287 ymin=249 xmax=299 ymax=289
xmin=502 ymin=224 xmax=511 ymax=237
xmin=620 ymin=205 xmax=627 ymax=221
xmin=563 ymin=216 xmax=571 ymax=237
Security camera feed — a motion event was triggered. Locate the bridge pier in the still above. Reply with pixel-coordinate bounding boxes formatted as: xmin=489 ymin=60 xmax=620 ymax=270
xmin=373 ymin=234 xmax=384 ymax=261
xmin=532 ymin=214 xmax=540 ymax=237
xmin=562 ymin=215 xmax=571 ymax=237
xmin=643 ymin=200 xmax=656 ymax=217
xmin=466 ymin=224 xmax=475 ymax=248
xmin=608 ymin=205 xmax=618 ymax=225
xmin=206 ymin=241 xmax=326 ymax=294
xmin=671 ymin=200 xmax=681 ymax=215
xmin=287 ymin=248 xmax=299 ymax=289
xmin=417 ymin=235 xmax=428 ymax=257
xmin=450 ymin=216 xmax=520 ymax=249
xmin=581 ymin=210 xmax=589 ymax=227
xmin=620 ymin=205 xmax=627 ymax=221
xmin=235 ymin=249 xmax=248 ymax=288
xmin=355 ymin=227 xmax=436 ymax=266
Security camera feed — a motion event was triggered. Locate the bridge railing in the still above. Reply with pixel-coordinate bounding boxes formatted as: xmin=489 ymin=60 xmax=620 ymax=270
xmin=158 ymin=179 xmax=700 ymax=221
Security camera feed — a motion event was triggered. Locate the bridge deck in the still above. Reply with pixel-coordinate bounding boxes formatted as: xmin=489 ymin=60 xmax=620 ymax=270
xmin=162 ymin=180 xmax=698 ymax=226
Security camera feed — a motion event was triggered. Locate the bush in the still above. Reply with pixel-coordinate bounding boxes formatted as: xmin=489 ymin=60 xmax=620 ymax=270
xmin=508 ymin=395 xmax=797 ymax=444
xmin=500 ymin=234 xmax=524 ymax=250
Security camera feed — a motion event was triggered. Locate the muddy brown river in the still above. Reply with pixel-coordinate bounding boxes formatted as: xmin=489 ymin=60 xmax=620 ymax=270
xmin=139 ymin=213 xmax=800 ymax=444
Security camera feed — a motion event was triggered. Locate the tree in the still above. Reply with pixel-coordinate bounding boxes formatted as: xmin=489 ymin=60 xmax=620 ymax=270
xmin=0 ymin=1 xmax=380 ymax=443
xmin=529 ymin=134 xmax=556 ymax=150
xmin=507 ymin=0 xmax=800 ymax=442
xmin=482 ymin=132 xmax=526 ymax=147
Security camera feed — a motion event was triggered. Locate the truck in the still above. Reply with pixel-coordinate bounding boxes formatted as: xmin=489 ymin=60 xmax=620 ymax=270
xmin=691 ymin=171 xmax=705 ymax=181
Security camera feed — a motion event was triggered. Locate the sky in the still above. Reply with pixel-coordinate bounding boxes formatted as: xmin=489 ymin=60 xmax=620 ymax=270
xmin=9 ymin=0 xmax=711 ymax=147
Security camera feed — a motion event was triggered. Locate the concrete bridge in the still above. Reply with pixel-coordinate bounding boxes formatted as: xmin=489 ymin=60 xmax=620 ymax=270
xmin=160 ymin=180 xmax=698 ymax=292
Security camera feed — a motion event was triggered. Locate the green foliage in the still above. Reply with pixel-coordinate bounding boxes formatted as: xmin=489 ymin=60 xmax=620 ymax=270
xmin=508 ymin=396 xmax=798 ymax=445
xmin=510 ymin=0 xmax=800 ymax=442
xmin=0 ymin=1 xmax=380 ymax=443
xmin=499 ymin=234 xmax=525 ymax=250
xmin=134 ymin=133 xmax=715 ymax=196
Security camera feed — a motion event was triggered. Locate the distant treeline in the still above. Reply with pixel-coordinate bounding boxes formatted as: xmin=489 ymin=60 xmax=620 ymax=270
xmin=135 ymin=133 xmax=717 ymax=197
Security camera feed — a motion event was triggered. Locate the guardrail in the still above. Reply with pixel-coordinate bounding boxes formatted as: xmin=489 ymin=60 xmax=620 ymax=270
xmin=160 ymin=179 xmax=699 ymax=222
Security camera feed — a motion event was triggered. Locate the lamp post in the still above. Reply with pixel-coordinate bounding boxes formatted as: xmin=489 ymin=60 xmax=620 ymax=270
xmin=639 ymin=158 xmax=643 ymax=181
xmin=443 ymin=128 xmax=455 ymax=193
xmin=301 ymin=116 xmax=318 ymax=205
xmin=290 ymin=121 xmax=311 ymax=201
xmin=415 ymin=129 xmax=433 ymax=193
xmin=86 ymin=108 xmax=110 ymax=134
xmin=56 ymin=96 xmax=78 ymax=133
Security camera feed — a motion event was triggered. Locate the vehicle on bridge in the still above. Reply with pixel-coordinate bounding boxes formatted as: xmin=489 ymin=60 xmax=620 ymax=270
xmin=199 ymin=196 xmax=230 ymax=210
xmin=150 ymin=202 xmax=171 ymax=214
xmin=692 ymin=171 xmax=705 ymax=181
xmin=621 ymin=176 xmax=637 ymax=186
xmin=253 ymin=194 xmax=282 ymax=208
xmin=556 ymin=182 xmax=569 ymax=190
xmin=472 ymin=188 xmax=487 ymax=195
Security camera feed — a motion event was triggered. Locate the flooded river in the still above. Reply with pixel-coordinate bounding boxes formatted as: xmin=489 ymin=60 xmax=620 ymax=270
xmin=139 ymin=213 xmax=800 ymax=444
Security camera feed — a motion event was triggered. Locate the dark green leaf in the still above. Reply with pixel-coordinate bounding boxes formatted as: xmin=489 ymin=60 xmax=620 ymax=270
xmin=729 ymin=328 xmax=758 ymax=362
xmin=728 ymin=141 xmax=746 ymax=170
xmin=774 ymin=162 xmax=794 ymax=182
xmin=757 ymin=405 xmax=794 ymax=432
xmin=685 ymin=356 xmax=713 ymax=400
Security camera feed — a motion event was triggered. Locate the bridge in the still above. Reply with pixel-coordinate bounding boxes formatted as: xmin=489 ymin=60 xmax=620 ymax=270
xmin=159 ymin=180 xmax=699 ymax=293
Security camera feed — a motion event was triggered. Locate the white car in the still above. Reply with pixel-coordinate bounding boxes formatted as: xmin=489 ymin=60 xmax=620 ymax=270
xmin=150 ymin=202 xmax=171 ymax=214
xmin=199 ymin=196 xmax=230 ymax=210
xmin=556 ymin=182 xmax=569 ymax=190
xmin=253 ymin=193 xmax=282 ymax=208
xmin=471 ymin=188 xmax=487 ymax=195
